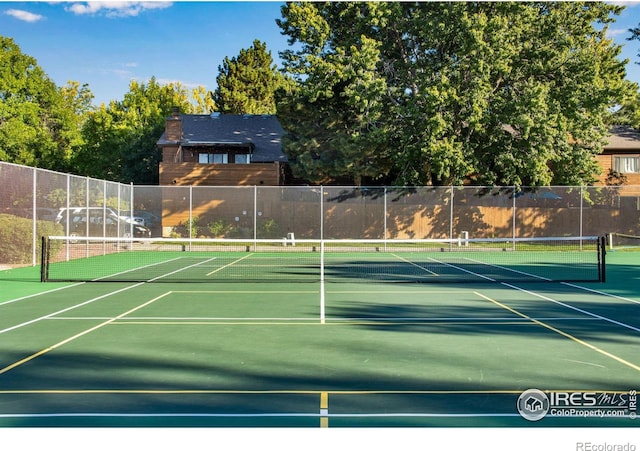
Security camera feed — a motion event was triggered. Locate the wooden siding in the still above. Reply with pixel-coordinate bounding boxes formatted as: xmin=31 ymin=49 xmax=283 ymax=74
xmin=595 ymin=154 xmax=640 ymax=186
xmin=159 ymin=162 xmax=281 ymax=186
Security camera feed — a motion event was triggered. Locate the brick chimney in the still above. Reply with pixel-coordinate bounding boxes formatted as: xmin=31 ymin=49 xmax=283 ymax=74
xmin=165 ymin=106 xmax=182 ymax=142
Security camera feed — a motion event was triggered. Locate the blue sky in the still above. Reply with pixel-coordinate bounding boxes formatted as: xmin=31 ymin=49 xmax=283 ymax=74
xmin=1 ymin=1 xmax=640 ymax=107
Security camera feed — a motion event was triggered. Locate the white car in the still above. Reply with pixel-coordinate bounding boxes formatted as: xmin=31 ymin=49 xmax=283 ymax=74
xmin=120 ymin=216 xmax=147 ymax=227
xmin=134 ymin=211 xmax=160 ymax=227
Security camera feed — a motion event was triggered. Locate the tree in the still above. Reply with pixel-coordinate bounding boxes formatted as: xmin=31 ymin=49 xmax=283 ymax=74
xmin=618 ymin=23 xmax=640 ymax=130
xmin=213 ymin=39 xmax=288 ymax=115
xmin=277 ymin=2 xmax=630 ymax=187
xmin=609 ymin=85 xmax=640 ymax=129
xmin=74 ymin=77 xmax=209 ymax=184
xmin=0 ymin=36 xmax=85 ymax=171
xmin=630 ymin=23 xmax=640 ymax=62
xmin=73 ymin=103 xmax=125 ymax=181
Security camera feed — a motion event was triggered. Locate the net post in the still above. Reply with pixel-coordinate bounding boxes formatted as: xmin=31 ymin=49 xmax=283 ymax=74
xmin=40 ymin=236 xmax=48 ymax=282
xmin=599 ymin=236 xmax=606 ymax=283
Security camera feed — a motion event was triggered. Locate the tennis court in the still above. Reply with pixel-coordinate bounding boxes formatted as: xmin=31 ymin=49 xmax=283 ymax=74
xmin=0 ymin=237 xmax=638 ymax=428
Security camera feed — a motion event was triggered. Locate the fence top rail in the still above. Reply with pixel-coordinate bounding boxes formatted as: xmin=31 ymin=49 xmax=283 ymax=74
xmin=47 ymin=236 xmax=600 ymax=244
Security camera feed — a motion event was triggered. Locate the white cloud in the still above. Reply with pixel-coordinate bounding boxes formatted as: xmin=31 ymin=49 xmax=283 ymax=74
xmin=154 ymin=78 xmax=205 ymax=89
xmin=607 ymin=1 xmax=640 ymax=7
xmin=4 ymin=9 xmax=45 ymax=23
xmin=110 ymin=68 xmax=135 ymax=77
xmin=66 ymin=2 xmax=172 ymax=18
xmin=608 ymin=28 xmax=630 ymax=38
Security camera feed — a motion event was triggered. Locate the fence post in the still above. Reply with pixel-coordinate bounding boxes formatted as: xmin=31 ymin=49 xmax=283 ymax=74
xmin=449 ymin=186 xmax=454 ymax=241
xmin=189 ymin=185 xmax=193 ymax=246
xmin=513 ymin=185 xmax=516 ymax=241
xmin=580 ymin=185 xmax=584 ymax=238
xmin=31 ymin=167 xmax=37 ymax=266
xmin=253 ymin=185 xmax=257 ymax=249
xmin=383 ymin=186 xmax=388 ymax=246
xmin=130 ymin=182 xmax=134 ymax=239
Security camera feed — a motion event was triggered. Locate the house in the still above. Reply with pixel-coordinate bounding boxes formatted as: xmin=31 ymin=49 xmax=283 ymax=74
xmin=157 ymin=110 xmax=640 ymax=189
xmin=595 ymin=125 xmax=640 ymax=186
xmin=157 ymin=108 xmax=287 ymax=186
xmin=524 ymin=396 xmax=544 ymax=413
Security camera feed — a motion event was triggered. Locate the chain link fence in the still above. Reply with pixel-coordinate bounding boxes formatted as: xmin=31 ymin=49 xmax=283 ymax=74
xmin=2 ymin=161 xmax=638 ymax=267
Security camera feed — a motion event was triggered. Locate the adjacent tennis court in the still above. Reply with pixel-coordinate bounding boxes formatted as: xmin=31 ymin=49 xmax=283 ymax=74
xmin=0 ymin=238 xmax=638 ymax=427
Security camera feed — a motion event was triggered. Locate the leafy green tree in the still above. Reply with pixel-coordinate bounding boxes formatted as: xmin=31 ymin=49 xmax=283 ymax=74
xmin=0 ymin=36 xmax=85 ymax=171
xmin=609 ymin=84 xmax=640 ymax=129
xmin=192 ymin=85 xmax=216 ymax=113
xmin=72 ymin=103 xmax=125 ymax=181
xmin=74 ymin=77 xmax=208 ymax=184
xmin=213 ymin=39 xmax=288 ymax=114
xmin=277 ymin=2 xmax=630 ymax=187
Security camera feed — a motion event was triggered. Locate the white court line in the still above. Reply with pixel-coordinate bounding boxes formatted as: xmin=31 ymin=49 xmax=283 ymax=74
xmin=0 ymin=411 xmax=519 ymax=419
xmin=391 ymin=253 xmax=438 ymax=276
xmin=206 ymin=253 xmax=253 ymax=276
xmin=0 ymin=283 xmax=84 ymax=307
xmin=427 ymin=256 xmax=640 ymax=334
xmin=149 ymin=257 xmax=217 ymax=282
xmin=92 ymin=256 xmax=186 ymax=281
xmin=501 ymin=282 xmax=640 ymax=334
xmin=463 ymin=257 xmax=551 ymax=281
xmin=0 ymin=256 xmax=209 ymax=306
xmin=427 ymin=257 xmax=496 ymax=281
xmin=562 ymin=282 xmax=640 ymax=305
xmin=0 ymin=283 xmax=145 ymax=335
xmin=0 ymin=257 xmax=216 ymax=333
xmin=0 ymin=291 xmax=173 ymax=375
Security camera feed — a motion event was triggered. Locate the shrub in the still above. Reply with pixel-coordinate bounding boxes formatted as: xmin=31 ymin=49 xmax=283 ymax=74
xmin=258 ymin=218 xmax=281 ymax=238
xmin=207 ymin=219 xmax=234 ymax=238
xmin=0 ymin=214 xmax=63 ymax=265
xmin=173 ymin=216 xmax=201 ymax=238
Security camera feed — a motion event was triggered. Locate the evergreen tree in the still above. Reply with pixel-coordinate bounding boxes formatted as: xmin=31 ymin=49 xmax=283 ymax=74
xmin=213 ymin=39 xmax=287 ymax=115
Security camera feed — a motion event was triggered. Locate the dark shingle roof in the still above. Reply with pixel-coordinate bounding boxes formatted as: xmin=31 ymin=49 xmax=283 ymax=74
xmin=157 ymin=113 xmax=287 ymax=162
xmin=605 ymin=125 xmax=640 ymax=151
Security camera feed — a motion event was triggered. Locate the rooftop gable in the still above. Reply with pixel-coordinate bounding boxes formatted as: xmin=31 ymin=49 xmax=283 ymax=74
xmin=158 ymin=113 xmax=287 ymax=162
xmin=604 ymin=125 xmax=640 ymax=151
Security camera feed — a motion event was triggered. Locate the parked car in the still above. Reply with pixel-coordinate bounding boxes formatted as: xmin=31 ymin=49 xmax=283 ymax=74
xmin=55 ymin=207 xmax=151 ymax=238
xmin=120 ymin=215 xmax=148 ymax=227
xmin=134 ymin=210 xmax=161 ymax=228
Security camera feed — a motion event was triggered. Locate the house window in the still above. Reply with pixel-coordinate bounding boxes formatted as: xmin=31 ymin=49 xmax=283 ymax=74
xmin=613 ymin=156 xmax=640 ymax=174
xmin=234 ymin=154 xmax=251 ymax=164
xmin=199 ymin=153 xmax=228 ymax=164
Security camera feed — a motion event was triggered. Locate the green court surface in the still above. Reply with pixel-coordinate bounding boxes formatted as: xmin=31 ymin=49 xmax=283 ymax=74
xmin=0 ymin=251 xmax=639 ymax=428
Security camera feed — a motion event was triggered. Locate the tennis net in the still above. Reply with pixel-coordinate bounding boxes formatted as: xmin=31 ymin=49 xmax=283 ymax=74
xmin=41 ymin=235 xmax=606 ymax=283
xmin=608 ymin=233 xmax=640 ymax=251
